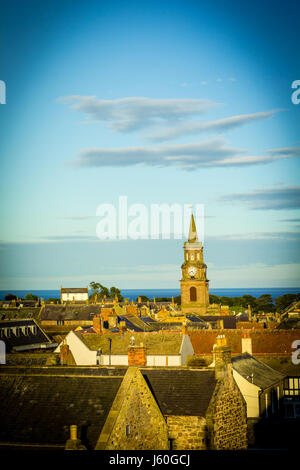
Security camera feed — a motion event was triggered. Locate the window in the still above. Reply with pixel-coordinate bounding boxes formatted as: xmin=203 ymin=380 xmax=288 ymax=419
xmin=190 ymin=287 xmax=197 ymax=301
xmin=284 ymin=377 xmax=300 ymax=396
xmin=126 ymin=425 xmax=131 ymax=437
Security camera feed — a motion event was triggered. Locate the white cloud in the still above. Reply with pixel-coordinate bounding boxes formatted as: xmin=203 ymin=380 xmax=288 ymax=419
xmin=209 ymin=262 xmax=300 ymax=287
xmin=147 ymin=110 xmax=279 ymax=142
xmin=220 ymin=186 xmax=300 ymax=210
xmin=69 ymin=138 xmax=299 ymax=170
xmin=58 ymin=95 xmax=219 ymax=132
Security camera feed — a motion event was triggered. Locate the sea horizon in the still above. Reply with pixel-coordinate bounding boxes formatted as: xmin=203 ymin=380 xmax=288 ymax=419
xmin=0 ymin=287 xmax=299 ymax=302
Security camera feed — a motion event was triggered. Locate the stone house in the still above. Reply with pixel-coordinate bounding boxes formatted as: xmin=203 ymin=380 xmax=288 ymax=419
xmin=0 ymin=336 xmax=247 ymax=450
xmin=54 ymin=330 xmax=194 ymax=366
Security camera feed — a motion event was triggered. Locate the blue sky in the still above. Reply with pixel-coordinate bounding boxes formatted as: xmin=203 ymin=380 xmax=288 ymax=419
xmin=0 ymin=0 xmax=299 ymax=289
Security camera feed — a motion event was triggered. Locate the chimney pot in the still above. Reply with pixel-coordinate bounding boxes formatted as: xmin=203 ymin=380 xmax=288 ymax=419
xmin=70 ymin=425 xmax=77 ymax=441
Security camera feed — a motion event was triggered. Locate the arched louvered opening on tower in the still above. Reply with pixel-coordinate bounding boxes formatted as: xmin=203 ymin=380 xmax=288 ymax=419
xmin=190 ymin=286 xmax=197 ymax=301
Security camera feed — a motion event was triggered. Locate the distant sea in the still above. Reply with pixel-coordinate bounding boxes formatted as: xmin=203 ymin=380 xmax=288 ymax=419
xmin=0 ymin=287 xmax=299 ymax=302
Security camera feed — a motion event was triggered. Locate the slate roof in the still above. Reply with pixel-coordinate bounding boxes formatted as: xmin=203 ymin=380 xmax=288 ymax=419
xmin=0 ymin=308 xmax=40 ymax=320
xmin=186 ymin=315 xmax=207 ymax=322
xmin=141 ymin=369 xmax=216 ymax=416
xmin=140 ymin=316 xmax=157 ymax=323
xmin=232 ymin=353 xmax=286 ymax=389
xmin=41 ymin=305 xmax=101 ymax=321
xmin=61 ymin=288 xmax=88 ymax=294
xmin=76 ymin=331 xmax=184 ymax=355
xmin=0 ymin=320 xmax=53 ymax=352
xmin=236 ymin=312 xmax=250 ymax=322
xmin=0 ymin=366 xmax=127 ymax=378
xmin=201 ymin=316 xmax=237 ymax=329
xmin=0 ymin=370 xmax=123 ymax=448
xmin=255 ymin=356 xmax=300 ymax=377
xmin=118 ymin=315 xmax=154 ymax=332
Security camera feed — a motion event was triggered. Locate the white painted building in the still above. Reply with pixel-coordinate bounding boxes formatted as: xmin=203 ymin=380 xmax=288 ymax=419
xmin=60 ymin=287 xmax=89 ymax=303
xmin=55 ymin=330 xmax=194 ymax=367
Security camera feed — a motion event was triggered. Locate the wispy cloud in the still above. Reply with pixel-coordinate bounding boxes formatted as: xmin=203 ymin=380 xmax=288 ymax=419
xmin=58 ymin=95 xmax=219 ymax=132
xmin=147 ymin=110 xmax=279 ymax=142
xmin=59 ymin=216 xmax=97 ymax=220
xmin=68 ymin=138 xmax=299 ymax=170
xmin=208 ymin=231 xmax=300 ymax=241
xmin=220 ymin=186 xmax=300 ymax=210
xmin=38 ymin=235 xmax=98 ymax=242
xmin=267 ymin=147 xmax=300 ymax=158
xmin=280 ymin=218 xmax=300 ymax=223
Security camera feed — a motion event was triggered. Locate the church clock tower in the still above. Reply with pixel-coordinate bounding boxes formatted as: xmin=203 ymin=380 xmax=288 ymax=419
xmin=180 ymin=212 xmax=209 ymax=315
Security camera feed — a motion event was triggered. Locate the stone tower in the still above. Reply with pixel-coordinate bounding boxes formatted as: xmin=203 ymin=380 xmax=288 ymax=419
xmin=180 ymin=212 xmax=209 ymax=315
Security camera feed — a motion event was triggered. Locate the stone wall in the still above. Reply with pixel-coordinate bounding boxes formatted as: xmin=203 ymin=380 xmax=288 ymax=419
xmin=206 ymin=373 xmax=248 ymax=450
xmin=96 ymin=368 xmax=169 ymax=450
xmin=166 ymin=415 xmax=207 ymax=450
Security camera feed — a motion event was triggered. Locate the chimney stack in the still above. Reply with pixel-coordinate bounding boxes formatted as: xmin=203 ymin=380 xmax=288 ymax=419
xmin=182 ymin=321 xmax=188 ymax=336
xmin=241 ymin=330 xmax=252 ymax=355
xmin=128 ymin=342 xmax=147 ymax=366
xmin=60 ymin=341 xmax=70 ymax=365
xmin=93 ymin=314 xmax=102 ymax=334
xmin=65 ymin=425 xmax=86 ymax=450
xmin=108 ymin=314 xmax=118 ymax=329
xmin=213 ymin=335 xmax=232 ymax=380
xmin=119 ymin=320 xmax=127 ymax=335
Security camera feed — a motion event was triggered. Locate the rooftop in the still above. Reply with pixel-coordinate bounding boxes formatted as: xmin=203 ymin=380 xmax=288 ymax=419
xmin=141 ymin=368 xmax=216 ymax=416
xmin=0 ymin=369 xmax=122 ymax=448
xmin=76 ymin=331 xmax=184 ymax=355
xmin=232 ymin=353 xmax=286 ymax=389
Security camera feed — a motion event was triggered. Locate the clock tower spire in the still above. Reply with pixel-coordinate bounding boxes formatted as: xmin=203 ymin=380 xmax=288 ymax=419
xmin=180 ymin=211 xmax=209 ymax=315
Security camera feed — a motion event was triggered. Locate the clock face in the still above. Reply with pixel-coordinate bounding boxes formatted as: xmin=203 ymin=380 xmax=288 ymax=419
xmin=188 ymin=267 xmax=197 ymax=277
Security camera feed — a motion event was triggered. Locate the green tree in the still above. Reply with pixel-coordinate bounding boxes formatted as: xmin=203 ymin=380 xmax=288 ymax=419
xmin=25 ymin=293 xmax=38 ymax=301
xmin=209 ymin=294 xmax=220 ymax=304
xmin=89 ymin=281 xmax=123 ymax=301
xmin=5 ymin=294 xmax=17 ymax=301
xmin=275 ymin=293 xmax=300 ymax=313
xmin=256 ymin=294 xmax=274 ymax=313
xmin=110 ymin=286 xmax=124 ymax=302
xmin=240 ymin=295 xmax=258 ymax=311
xmin=219 ymin=296 xmax=234 ymax=307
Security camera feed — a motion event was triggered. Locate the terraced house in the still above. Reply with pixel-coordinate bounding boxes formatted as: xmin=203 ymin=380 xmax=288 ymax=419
xmin=55 ymin=329 xmax=195 ymax=366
